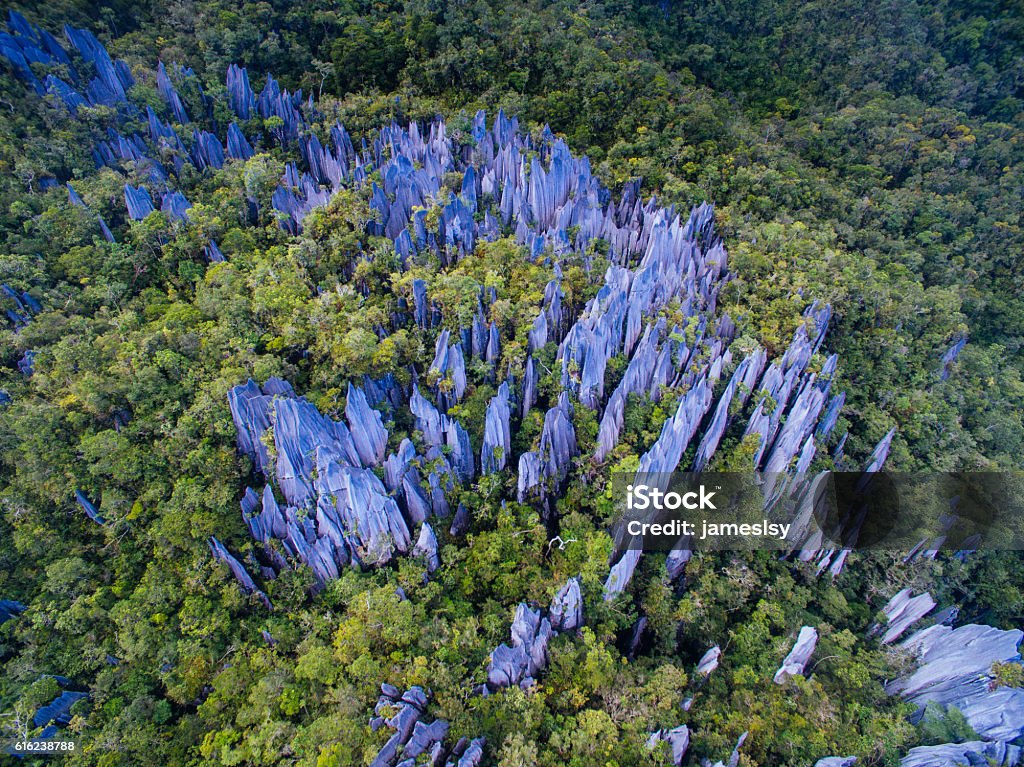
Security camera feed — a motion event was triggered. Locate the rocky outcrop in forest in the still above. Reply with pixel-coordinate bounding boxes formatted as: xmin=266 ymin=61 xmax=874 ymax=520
xmin=1 ymin=10 xmax=1019 ymax=766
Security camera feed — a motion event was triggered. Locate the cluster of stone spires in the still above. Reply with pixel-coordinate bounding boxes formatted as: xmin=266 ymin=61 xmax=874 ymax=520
xmin=1 ymin=7 xmax=969 ymax=379
xmin=228 ymin=376 xmax=423 ymax=587
xmin=636 ymin=590 xmax=1023 ymax=767
xmin=366 ymin=684 xmax=484 ymax=767
xmin=8 ymin=15 xmax=1008 ymax=766
xmin=482 ymin=577 xmax=582 ymax=694
xmin=808 ymin=590 xmax=1024 ymax=767
xmin=2 ymin=7 xmax=874 ymax=582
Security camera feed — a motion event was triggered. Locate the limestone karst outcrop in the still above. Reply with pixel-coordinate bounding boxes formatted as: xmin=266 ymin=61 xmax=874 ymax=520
xmin=773 ymin=626 xmax=819 ymax=684
xmin=366 ymin=684 xmax=485 ymax=767
xmin=886 ymin=623 xmax=1024 ymax=743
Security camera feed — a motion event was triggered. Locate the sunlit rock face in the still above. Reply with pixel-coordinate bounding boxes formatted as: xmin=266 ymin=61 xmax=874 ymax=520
xmin=887 ymin=623 xmax=1024 ymax=743
xmin=773 ymin=625 xmax=819 ymax=684
xmin=876 ymin=588 xmax=936 ymax=644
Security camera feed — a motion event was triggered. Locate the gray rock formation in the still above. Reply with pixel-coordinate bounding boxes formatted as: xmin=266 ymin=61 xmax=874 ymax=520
xmin=75 ymin=490 xmax=105 ymax=525
xmin=316 ymin=460 xmax=411 ymax=566
xmin=480 ymin=382 xmax=512 ymax=474
xmin=450 ymin=738 xmax=486 ymax=767
xmin=899 ymin=741 xmax=1020 ymax=767
xmin=539 ymin=392 xmax=577 ymax=482
xmin=450 ymin=502 xmax=470 ymax=537
xmin=696 ymin=645 xmax=721 ymax=676
xmin=430 ymin=330 xmax=468 ymax=407
xmin=33 ymin=690 xmax=88 ymax=728
xmin=603 ymin=548 xmax=641 ymax=601
xmin=774 ymin=626 xmax=818 ymax=683
xmin=646 ymin=725 xmax=689 ymax=765
xmin=486 ymin=603 xmax=553 ymax=691
xmin=516 ymin=451 xmax=544 ymax=504
xmin=878 ymin=589 xmax=936 ymax=644
xmin=412 ymin=522 xmax=440 ymax=573
xmin=549 ymin=577 xmax=583 ymax=632
xmin=864 ymin=427 xmax=897 ymax=474
xmin=368 ymin=685 xmax=452 ymax=767
xmin=887 ymin=623 xmax=1024 ymax=742
xmin=346 ymin=383 xmax=388 ymax=466
xmin=0 ymin=599 xmax=25 ymax=625
xmin=228 ymin=379 xmax=453 ymax=584
xmin=208 ymin=536 xmax=271 ymax=609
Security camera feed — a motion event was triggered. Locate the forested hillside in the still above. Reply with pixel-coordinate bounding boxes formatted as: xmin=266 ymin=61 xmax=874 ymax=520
xmin=0 ymin=1 xmax=1021 ymax=766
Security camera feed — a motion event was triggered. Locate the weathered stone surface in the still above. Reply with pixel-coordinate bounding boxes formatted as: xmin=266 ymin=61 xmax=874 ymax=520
xmin=429 ymin=330 xmax=468 ymax=408
xmin=594 ymin=321 xmax=664 ymax=461
xmin=75 ymin=490 xmax=105 ymax=525
xmin=899 ymin=741 xmax=1020 ymax=767
xmin=315 ymin=458 xmax=411 ymax=566
xmin=273 ymin=395 xmax=360 ymax=504
xmin=3 ymin=29 xmax=880 ymax=597
xmin=697 ymin=645 xmax=721 ymax=676
xmin=240 ymin=485 xmax=285 ymax=543
xmin=549 ymin=577 xmax=583 ymax=632
xmin=228 ymin=378 xmax=442 ymax=582
xmin=887 ymin=623 xmax=1024 ymax=742
xmin=486 ymin=603 xmax=552 ymax=691
xmin=226 ymin=63 xmax=255 ymax=119
xmin=346 ymin=383 xmax=388 ymax=466
xmin=539 ymin=392 xmax=577 ymax=482
xmin=940 ymin=337 xmax=967 ymax=381
xmin=0 ymin=599 xmax=25 ymax=625
xmin=412 ymin=522 xmax=440 ymax=573
xmin=725 ymin=731 xmax=749 ymax=767
xmin=665 ymin=548 xmax=692 ymax=582
xmin=450 ymin=502 xmax=470 ymax=536
xmin=208 ymin=536 xmax=271 ymax=609
xmin=124 ymin=183 xmax=154 ymax=220
xmin=627 ymin=617 xmax=648 ymax=659
xmin=603 ymin=548 xmax=641 ymax=601
xmin=401 ymin=471 xmax=432 ymax=525
xmin=445 ymin=418 xmax=474 ymax=483
xmin=646 ymin=725 xmax=689 ymax=766
xmin=411 ymin=385 xmax=445 ymax=446
xmin=521 ymin=355 xmax=538 ymax=417
xmin=33 ymin=691 xmax=88 ymax=728
xmin=453 ymin=737 xmax=486 ymax=767
xmin=637 ymin=376 xmax=714 ymax=476
xmin=528 ymin=310 xmax=547 ymax=353
xmin=366 ymin=684 xmax=464 ymax=767
xmin=864 ymin=427 xmax=897 ymax=474
xmin=226 ymin=380 xmax=275 ymax=474
xmin=878 ymin=589 xmax=936 ymax=644
xmin=774 ymin=626 xmax=818 ymax=683
xmin=404 ymin=719 xmax=449 ymax=759
xmin=516 ymin=451 xmax=544 ymax=504
xmin=384 ymin=439 xmax=417 ymax=493
xmin=486 ymin=321 xmax=500 ymax=363
xmin=480 ymin=382 xmax=512 ymax=474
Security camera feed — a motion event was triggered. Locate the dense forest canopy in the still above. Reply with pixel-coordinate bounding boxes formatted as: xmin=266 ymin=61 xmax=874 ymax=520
xmin=0 ymin=0 xmax=1021 ymax=765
